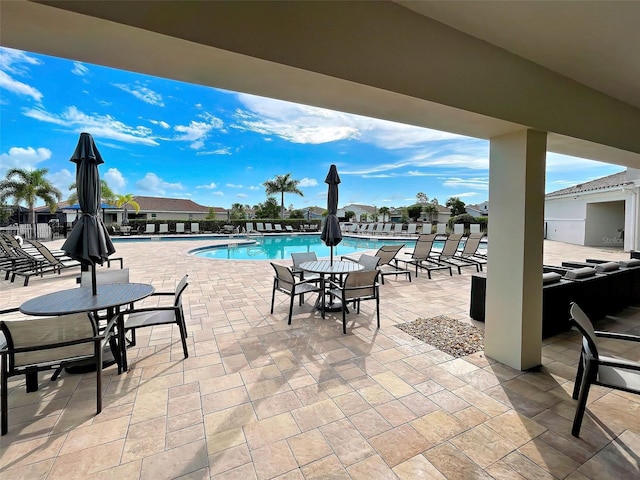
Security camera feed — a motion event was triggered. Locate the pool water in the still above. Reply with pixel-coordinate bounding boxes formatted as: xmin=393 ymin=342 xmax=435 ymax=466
xmin=191 ymin=234 xmax=418 ymax=260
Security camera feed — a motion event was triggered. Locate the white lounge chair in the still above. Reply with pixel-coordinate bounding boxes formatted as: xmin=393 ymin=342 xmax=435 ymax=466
xmin=470 ymin=224 xmax=481 ymax=233
xmin=175 ymin=223 xmax=185 ymax=234
xmin=190 ymin=223 xmax=200 ymax=234
xmin=380 ymin=224 xmax=392 ymax=235
xmin=436 ymin=223 xmax=447 ymax=236
xmin=158 ymin=224 xmax=169 ymax=234
xmin=274 ymin=224 xmax=283 ymax=232
xmin=453 ymin=224 xmax=464 ymax=234
xmin=406 ymin=224 xmax=417 ymax=235
xmin=265 ymin=223 xmax=273 ymax=232
xmin=144 ymin=224 xmax=155 ymax=234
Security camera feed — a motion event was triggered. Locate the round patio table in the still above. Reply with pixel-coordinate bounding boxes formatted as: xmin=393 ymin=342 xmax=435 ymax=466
xmin=20 ymin=283 xmax=155 ymax=379
xmin=299 ymin=260 xmax=364 ymax=314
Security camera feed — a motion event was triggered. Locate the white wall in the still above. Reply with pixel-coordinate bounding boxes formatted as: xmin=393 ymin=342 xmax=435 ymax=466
xmin=545 ymin=188 xmax=637 ymax=249
xmin=544 ymin=198 xmax=586 ymax=245
xmin=585 ymin=201 xmax=625 ymax=246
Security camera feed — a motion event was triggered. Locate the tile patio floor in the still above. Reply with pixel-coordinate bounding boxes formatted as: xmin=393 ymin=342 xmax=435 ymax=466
xmin=1 ymin=237 xmax=639 ymax=479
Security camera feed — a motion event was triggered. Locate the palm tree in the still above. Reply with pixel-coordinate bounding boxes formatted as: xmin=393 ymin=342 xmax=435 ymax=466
xmin=114 ymin=194 xmax=140 ymax=225
xmin=0 ymin=168 xmax=62 ymax=236
xmin=262 ymin=173 xmax=304 ymax=219
xmin=378 ymin=206 xmax=390 ymax=222
xmin=67 ymin=179 xmax=115 ymax=206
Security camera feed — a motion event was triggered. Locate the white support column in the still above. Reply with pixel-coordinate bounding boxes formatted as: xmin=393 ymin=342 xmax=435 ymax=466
xmin=485 ymin=129 xmax=547 ymax=370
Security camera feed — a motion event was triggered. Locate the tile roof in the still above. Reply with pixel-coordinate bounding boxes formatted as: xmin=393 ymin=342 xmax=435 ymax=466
xmin=133 ymin=196 xmax=211 ymax=212
xmin=546 ymin=170 xmax=631 ymax=198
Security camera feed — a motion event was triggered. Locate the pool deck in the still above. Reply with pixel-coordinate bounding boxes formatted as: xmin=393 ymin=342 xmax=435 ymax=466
xmin=1 ymin=239 xmax=639 ymax=479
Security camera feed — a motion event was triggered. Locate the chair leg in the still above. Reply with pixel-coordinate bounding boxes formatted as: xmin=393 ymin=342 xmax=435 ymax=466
xmin=288 ymin=294 xmax=295 ymax=325
xmin=342 ymin=294 xmax=347 ymax=334
xmin=572 ymin=352 xmax=585 ymax=400
xmin=270 ymin=280 xmax=277 ymax=314
xmin=376 ymin=289 xmax=380 ymax=329
xmin=96 ymin=342 xmax=103 ymax=414
xmin=572 ymin=360 xmax=595 ymax=437
xmin=177 ymin=313 xmax=189 ymax=358
xmin=1 ymin=357 xmax=8 ymax=435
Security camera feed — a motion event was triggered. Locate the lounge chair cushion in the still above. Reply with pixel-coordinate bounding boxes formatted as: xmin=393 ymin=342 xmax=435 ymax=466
xmin=595 ymin=262 xmax=620 ymax=272
xmin=542 ymin=272 xmax=562 ymax=285
xmin=564 ymin=267 xmax=597 ymax=280
xmin=620 ymin=259 xmax=640 ymax=268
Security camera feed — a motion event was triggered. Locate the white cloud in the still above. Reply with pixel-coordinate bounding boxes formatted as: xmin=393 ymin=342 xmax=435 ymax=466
xmin=71 ymin=62 xmax=88 ymax=76
xmin=196 ymin=147 xmax=231 ymax=156
xmin=442 ymin=177 xmax=489 ymax=190
xmin=0 ymin=146 xmax=52 ymax=176
xmin=211 ymin=191 xmax=224 ymax=196
xmin=113 ymin=83 xmax=164 ymax=107
xmin=248 ymin=185 xmax=260 ymax=190
xmin=452 ymin=192 xmax=479 ymax=198
xmin=104 ymin=168 xmax=126 ymax=192
xmin=237 ymin=193 xmax=248 ymax=198
xmin=23 ymin=106 xmax=159 ymax=146
xmin=0 ymin=48 xmax=43 ymax=102
xmin=174 ymin=112 xmax=224 ymax=150
xmin=298 ymin=177 xmax=318 ymax=187
xmin=545 ymin=152 xmax=622 ymax=173
xmin=150 ymin=119 xmax=170 ymax=129
xmin=49 ymin=168 xmax=74 ymax=196
xmin=234 ymin=93 xmax=463 ymax=148
xmin=226 ymin=183 xmax=243 ymax=188
xmin=196 ymin=182 xmax=217 ymax=189
xmin=136 ymin=172 xmax=183 ymax=195
xmin=0 ymin=70 xmax=43 ymax=102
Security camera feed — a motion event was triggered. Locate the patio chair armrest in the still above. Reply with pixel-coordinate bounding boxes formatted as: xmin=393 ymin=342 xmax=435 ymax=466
xmin=598 ymin=357 xmax=640 ymax=371
xmin=150 ymin=292 xmax=174 ymax=297
xmin=340 ymin=255 xmax=359 ymax=263
xmin=325 ymin=278 xmax=343 ymax=290
xmin=298 ymin=277 xmax=321 ymax=285
xmin=0 ymin=307 xmax=20 ymax=315
xmin=594 ymin=331 xmax=640 ymax=343
xmin=123 ymin=306 xmax=180 ymax=316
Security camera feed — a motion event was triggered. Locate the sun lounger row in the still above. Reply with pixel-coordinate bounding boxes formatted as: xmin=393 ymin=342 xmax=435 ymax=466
xmin=139 ymin=223 xmax=200 ymax=234
xmin=0 ymin=234 xmax=81 ymax=286
xmin=245 ymin=223 xmax=312 ymax=233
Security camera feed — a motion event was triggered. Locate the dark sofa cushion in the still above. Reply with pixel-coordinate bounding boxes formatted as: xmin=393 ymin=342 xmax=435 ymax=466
xmin=595 ymin=262 xmax=620 ymax=272
xmin=564 ymin=267 xmax=597 ymax=280
xmin=543 ymin=272 xmax=562 ymax=285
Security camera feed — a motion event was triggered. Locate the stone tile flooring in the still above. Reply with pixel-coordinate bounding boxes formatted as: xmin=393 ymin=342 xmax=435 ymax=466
xmin=1 ymin=237 xmax=639 ymax=479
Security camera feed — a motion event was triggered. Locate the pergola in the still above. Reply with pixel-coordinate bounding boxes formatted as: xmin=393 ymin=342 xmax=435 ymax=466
xmin=2 ymin=0 xmax=640 ymax=370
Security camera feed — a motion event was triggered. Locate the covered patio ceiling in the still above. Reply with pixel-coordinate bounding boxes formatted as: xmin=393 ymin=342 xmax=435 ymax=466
xmin=2 ymin=0 xmax=640 ymax=168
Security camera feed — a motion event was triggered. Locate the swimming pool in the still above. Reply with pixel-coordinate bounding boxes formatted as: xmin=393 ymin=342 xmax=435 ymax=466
xmin=191 ymin=234 xmax=416 ymax=260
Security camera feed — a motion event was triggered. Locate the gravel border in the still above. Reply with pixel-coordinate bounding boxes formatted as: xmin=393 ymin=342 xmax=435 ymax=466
xmin=395 ymin=315 xmax=485 ymax=357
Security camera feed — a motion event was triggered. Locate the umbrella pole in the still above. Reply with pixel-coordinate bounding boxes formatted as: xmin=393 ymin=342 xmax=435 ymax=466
xmin=91 ymin=261 xmax=97 ymax=295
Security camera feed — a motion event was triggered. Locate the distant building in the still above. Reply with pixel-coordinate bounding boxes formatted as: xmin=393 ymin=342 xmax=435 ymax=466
xmin=52 ymin=196 xmax=224 ymax=225
xmin=544 ymin=168 xmax=640 ymax=251
xmin=338 ymin=204 xmax=377 ymax=222
xmin=465 ymin=201 xmax=489 ymax=217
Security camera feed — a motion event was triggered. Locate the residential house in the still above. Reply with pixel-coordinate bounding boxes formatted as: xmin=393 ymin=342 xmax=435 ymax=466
xmin=466 ymin=201 xmax=489 ymax=217
xmin=338 ymin=204 xmax=378 ymax=222
xmin=544 ymin=168 xmax=640 ymax=251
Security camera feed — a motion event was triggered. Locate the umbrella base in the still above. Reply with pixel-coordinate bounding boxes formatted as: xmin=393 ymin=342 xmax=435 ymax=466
xmin=64 ymin=345 xmax=118 ymax=374
xmin=317 ymin=294 xmax=350 ymax=313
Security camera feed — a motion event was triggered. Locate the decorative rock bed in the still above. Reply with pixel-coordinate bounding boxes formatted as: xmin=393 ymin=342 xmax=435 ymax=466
xmin=395 ymin=315 xmax=485 ymax=357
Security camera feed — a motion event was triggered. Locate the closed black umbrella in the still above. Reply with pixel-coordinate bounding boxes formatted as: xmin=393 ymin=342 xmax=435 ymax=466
xmin=61 ymin=133 xmax=115 ymax=295
xmin=320 ymin=164 xmax=342 ymax=265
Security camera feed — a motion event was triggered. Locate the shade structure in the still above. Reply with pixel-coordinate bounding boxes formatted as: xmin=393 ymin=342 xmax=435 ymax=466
xmin=61 ymin=133 xmax=116 ymax=294
xmin=320 ymin=164 xmax=342 ymax=265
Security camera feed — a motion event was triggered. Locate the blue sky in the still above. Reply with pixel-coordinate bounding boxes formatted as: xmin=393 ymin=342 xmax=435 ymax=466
xmin=0 ymin=46 xmax=625 ymax=211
